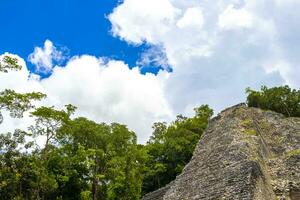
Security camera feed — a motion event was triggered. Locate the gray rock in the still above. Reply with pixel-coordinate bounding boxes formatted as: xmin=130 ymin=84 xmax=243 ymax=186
xmin=143 ymin=104 xmax=300 ymax=200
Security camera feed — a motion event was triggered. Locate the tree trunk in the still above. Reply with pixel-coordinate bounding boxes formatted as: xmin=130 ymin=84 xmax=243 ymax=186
xmin=92 ymin=179 xmax=98 ymax=200
xmin=92 ymin=157 xmax=99 ymax=200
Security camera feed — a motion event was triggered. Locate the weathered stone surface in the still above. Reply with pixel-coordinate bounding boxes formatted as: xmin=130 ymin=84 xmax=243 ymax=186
xmin=143 ymin=104 xmax=300 ymax=200
xmin=142 ymin=183 xmax=172 ymax=200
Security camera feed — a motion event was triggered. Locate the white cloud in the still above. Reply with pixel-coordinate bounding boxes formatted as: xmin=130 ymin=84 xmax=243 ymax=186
xmin=218 ymin=4 xmax=254 ymax=29
xmin=28 ymin=40 xmax=66 ymax=74
xmin=41 ymin=55 xmax=172 ymax=142
xmin=177 ymin=7 xmax=204 ymax=29
xmin=108 ymin=0 xmax=181 ymax=44
xmin=0 ymin=52 xmax=172 ymax=143
xmin=109 ymin=0 xmax=300 ymax=116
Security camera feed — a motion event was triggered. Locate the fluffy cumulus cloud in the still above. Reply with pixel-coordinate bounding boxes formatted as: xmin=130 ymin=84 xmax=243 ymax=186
xmin=109 ymin=0 xmax=181 ymax=44
xmin=176 ymin=7 xmax=204 ymax=29
xmin=28 ymin=40 xmax=66 ymax=74
xmin=0 ymin=51 xmax=172 ymax=143
xmin=218 ymin=4 xmax=254 ymax=29
xmin=109 ymin=0 xmax=300 ymax=114
xmin=41 ymin=56 xmax=172 ymax=142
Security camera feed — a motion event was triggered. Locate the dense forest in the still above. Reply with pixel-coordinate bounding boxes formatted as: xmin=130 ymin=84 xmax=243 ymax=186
xmin=1 ymin=56 xmax=299 ymax=199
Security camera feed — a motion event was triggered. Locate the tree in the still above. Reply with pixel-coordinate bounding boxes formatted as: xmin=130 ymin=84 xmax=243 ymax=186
xmin=246 ymin=85 xmax=300 ymax=117
xmin=142 ymin=105 xmax=213 ymax=194
xmin=106 ymin=123 xmax=145 ymax=200
xmin=0 ymin=127 xmax=59 ymax=200
xmin=0 ymin=90 xmax=46 ymax=124
xmin=57 ymin=118 xmax=145 ymax=200
xmin=29 ymin=104 xmax=76 ymax=154
xmin=0 ymin=55 xmax=22 ymax=73
xmin=0 ymin=129 xmax=28 ymax=199
xmin=0 ymin=56 xmax=46 ymax=124
xmin=0 ymin=56 xmax=61 ymax=200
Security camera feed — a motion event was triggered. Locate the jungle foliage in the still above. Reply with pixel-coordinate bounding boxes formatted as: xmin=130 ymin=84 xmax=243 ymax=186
xmin=0 ymin=56 xmax=213 ymax=199
xmin=246 ymin=85 xmax=300 ymax=117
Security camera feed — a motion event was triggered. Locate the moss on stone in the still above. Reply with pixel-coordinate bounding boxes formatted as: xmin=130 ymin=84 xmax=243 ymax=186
xmin=258 ymin=120 xmax=270 ymax=130
xmin=272 ymin=136 xmax=285 ymax=145
xmin=240 ymin=118 xmax=258 ymax=136
xmin=244 ymin=129 xmax=257 ymax=136
xmin=241 ymin=118 xmax=253 ymax=127
xmin=285 ymin=149 xmax=300 ymax=158
xmin=235 ymin=107 xmax=247 ymax=116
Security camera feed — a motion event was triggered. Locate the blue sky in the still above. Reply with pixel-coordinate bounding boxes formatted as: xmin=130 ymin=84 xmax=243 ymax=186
xmin=1 ymin=0 xmax=299 ymax=142
xmin=0 ymin=0 xmax=154 ymax=73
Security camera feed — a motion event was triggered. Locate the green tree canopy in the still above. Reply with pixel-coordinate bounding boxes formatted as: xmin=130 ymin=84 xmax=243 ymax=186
xmin=56 ymin=118 xmax=146 ymax=200
xmin=142 ymin=105 xmax=213 ymax=194
xmin=0 ymin=56 xmax=46 ymax=124
xmin=0 ymin=55 xmax=22 ymax=73
xmin=246 ymin=85 xmax=300 ymax=117
xmin=0 ymin=89 xmax=46 ymax=124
